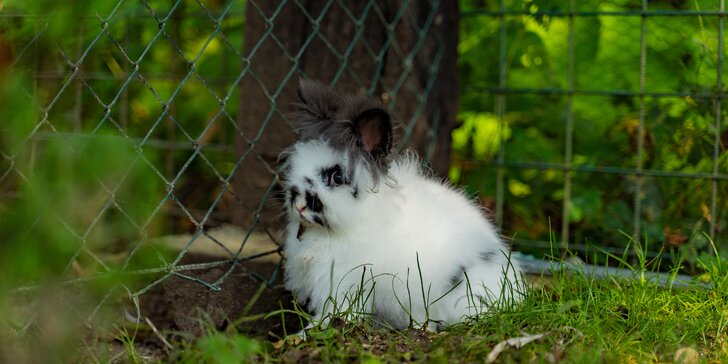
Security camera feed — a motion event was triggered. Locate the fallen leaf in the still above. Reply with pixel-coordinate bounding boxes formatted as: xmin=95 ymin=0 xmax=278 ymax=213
xmin=486 ymin=332 xmax=549 ymax=363
xmin=674 ymin=347 xmax=699 ymax=364
xmin=663 ymin=227 xmax=689 ymax=248
xmin=272 ymin=335 xmax=303 ymax=350
xmin=272 ymin=339 xmax=284 ymax=350
xmin=700 ymin=203 xmax=712 ymax=223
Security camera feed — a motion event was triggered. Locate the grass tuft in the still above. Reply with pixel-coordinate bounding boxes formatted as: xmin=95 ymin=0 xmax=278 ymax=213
xmin=169 ymin=241 xmax=728 ymax=363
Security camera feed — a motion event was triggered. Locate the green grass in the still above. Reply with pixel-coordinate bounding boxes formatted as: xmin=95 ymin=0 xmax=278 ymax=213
xmin=162 ymin=251 xmax=728 ymax=363
xmin=3 ymin=242 xmax=726 ymax=363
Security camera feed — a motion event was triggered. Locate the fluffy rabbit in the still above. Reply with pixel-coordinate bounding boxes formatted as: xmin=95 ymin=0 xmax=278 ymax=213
xmin=280 ymin=80 xmax=523 ymax=331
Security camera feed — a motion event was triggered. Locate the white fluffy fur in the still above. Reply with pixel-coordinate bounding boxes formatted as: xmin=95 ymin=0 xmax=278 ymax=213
xmin=282 ymin=140 xmax=523 ymax=330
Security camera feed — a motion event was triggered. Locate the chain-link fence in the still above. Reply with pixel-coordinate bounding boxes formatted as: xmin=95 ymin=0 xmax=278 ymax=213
xmin=0 ymin=0 xmax=455 ymax=343
xmin=1 ymin=0 xmax=726 ymax=349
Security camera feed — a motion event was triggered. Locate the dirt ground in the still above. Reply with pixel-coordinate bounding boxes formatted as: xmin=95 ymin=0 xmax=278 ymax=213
xmin=125 ymin=252 xmax=301 ymax=360
xmin=140 ymin=255 xmax=299 ymax=335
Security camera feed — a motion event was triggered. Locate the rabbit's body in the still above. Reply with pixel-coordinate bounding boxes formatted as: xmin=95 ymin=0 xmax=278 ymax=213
xmin=281 ymin=81 xmax=523 ymax=330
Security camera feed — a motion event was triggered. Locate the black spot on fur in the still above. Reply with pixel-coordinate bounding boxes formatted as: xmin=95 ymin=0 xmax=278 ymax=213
xmin=300 ymin=297 xmax=311 ymax=309
xmin=313 ymin=215 xmax=325 ymax=227
xmin=449 ymin=266 xmax=466 ymax=287
xmin=304 ymin=177 xmax=314 ymax=187
xmin=306 ymin=191 xmax=324 ymax=213
xmin=351 ymin=186 xmax=359 ymax=199
xmin=297 ymin=224 xmax=305 ymax=241
xmin=289 ymin=186 xmax=299 ymax=206
xmin=480 ymin=251 xmax=497 ymax=262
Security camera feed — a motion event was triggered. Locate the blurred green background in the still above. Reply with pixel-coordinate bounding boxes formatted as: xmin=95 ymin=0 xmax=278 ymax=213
xmin=456 ymin=0 xmax=727 ymax=267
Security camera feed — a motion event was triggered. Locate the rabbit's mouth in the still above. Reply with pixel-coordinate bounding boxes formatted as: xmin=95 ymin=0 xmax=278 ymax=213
xmin=299 ymin=212 xmax=329 ymax=229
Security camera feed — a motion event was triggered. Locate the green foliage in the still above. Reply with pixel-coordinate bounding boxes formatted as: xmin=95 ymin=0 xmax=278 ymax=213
xmin=183 ymin=332 xmax=267 ymax=364
xmin=0 ymin=2 xmax=179 ymax=360
xmin=456 ymin=0 xmax=728 ymax=267
xmin=5 ymin=0 xmax=119 ymax=45
xmin=0 ymin=72 xmax=167 ymax=286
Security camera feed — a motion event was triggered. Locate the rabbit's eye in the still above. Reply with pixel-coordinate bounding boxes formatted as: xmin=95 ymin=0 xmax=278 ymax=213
xmin=331 ymin=170 xmax=344 ymax=186
xmin=322 ymin=165 xmax=346 ymax=187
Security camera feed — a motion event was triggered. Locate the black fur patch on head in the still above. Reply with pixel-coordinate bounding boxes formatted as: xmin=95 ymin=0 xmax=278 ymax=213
xmin=288 ymin=79 xmax=396 ymax=185
xmin=480 ymin=251 xmax=497 ymax=262
xmin=449 ymin=266 xmax=466 ymax=287
xmin=295 ymin=79 xmax=340 ymax=121
xmin=305 ymin=191 xmax=324 ymax=213
xmin=289 ymin=186 xmax=299 ymax=207
xmin=351 ymin=186 xmax=359 ymax=199
xmin=304 ymin=177 xmax=314 ymax=187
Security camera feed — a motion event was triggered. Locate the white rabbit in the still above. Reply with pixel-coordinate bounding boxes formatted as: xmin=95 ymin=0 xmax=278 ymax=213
xmin=280 ymin=80 xmax=523 ymax=331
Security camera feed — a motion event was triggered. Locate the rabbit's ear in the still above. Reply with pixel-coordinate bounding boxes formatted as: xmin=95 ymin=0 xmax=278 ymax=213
xmin=354 ymin=108 xmax=392 ymax=161
xmin=296 ymin=79 xmax=340 ymax=121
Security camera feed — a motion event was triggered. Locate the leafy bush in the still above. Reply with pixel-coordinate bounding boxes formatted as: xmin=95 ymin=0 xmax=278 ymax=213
xmin=456 ymin=0 xmax=727 ymax=269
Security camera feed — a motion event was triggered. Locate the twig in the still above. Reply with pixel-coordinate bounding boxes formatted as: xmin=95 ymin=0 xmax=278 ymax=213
xmin=144 ymin=317 xmax=173 ymax=351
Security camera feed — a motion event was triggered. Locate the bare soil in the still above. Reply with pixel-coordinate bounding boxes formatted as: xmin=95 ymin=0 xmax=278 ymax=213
xmin=137 ymin=253 xmax=301 ymax=347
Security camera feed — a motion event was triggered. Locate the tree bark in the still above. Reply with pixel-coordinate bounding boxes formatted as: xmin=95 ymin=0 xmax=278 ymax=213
xmin=233 ymin=0 xmax=459 ymax=232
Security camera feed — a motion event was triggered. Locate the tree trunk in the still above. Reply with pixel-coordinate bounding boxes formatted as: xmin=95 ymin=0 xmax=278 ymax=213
xmin=232 ymin=0 xmax=459 ymax=233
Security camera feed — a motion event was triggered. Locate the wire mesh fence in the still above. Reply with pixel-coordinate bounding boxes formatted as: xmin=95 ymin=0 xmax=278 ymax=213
xmin=457 ymin=0 xmax=727 ymax=265
xmin=0 ymin=0 xmax=455 ymax=340
xmin=0 ymin=0 xmax=726 ymax=346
